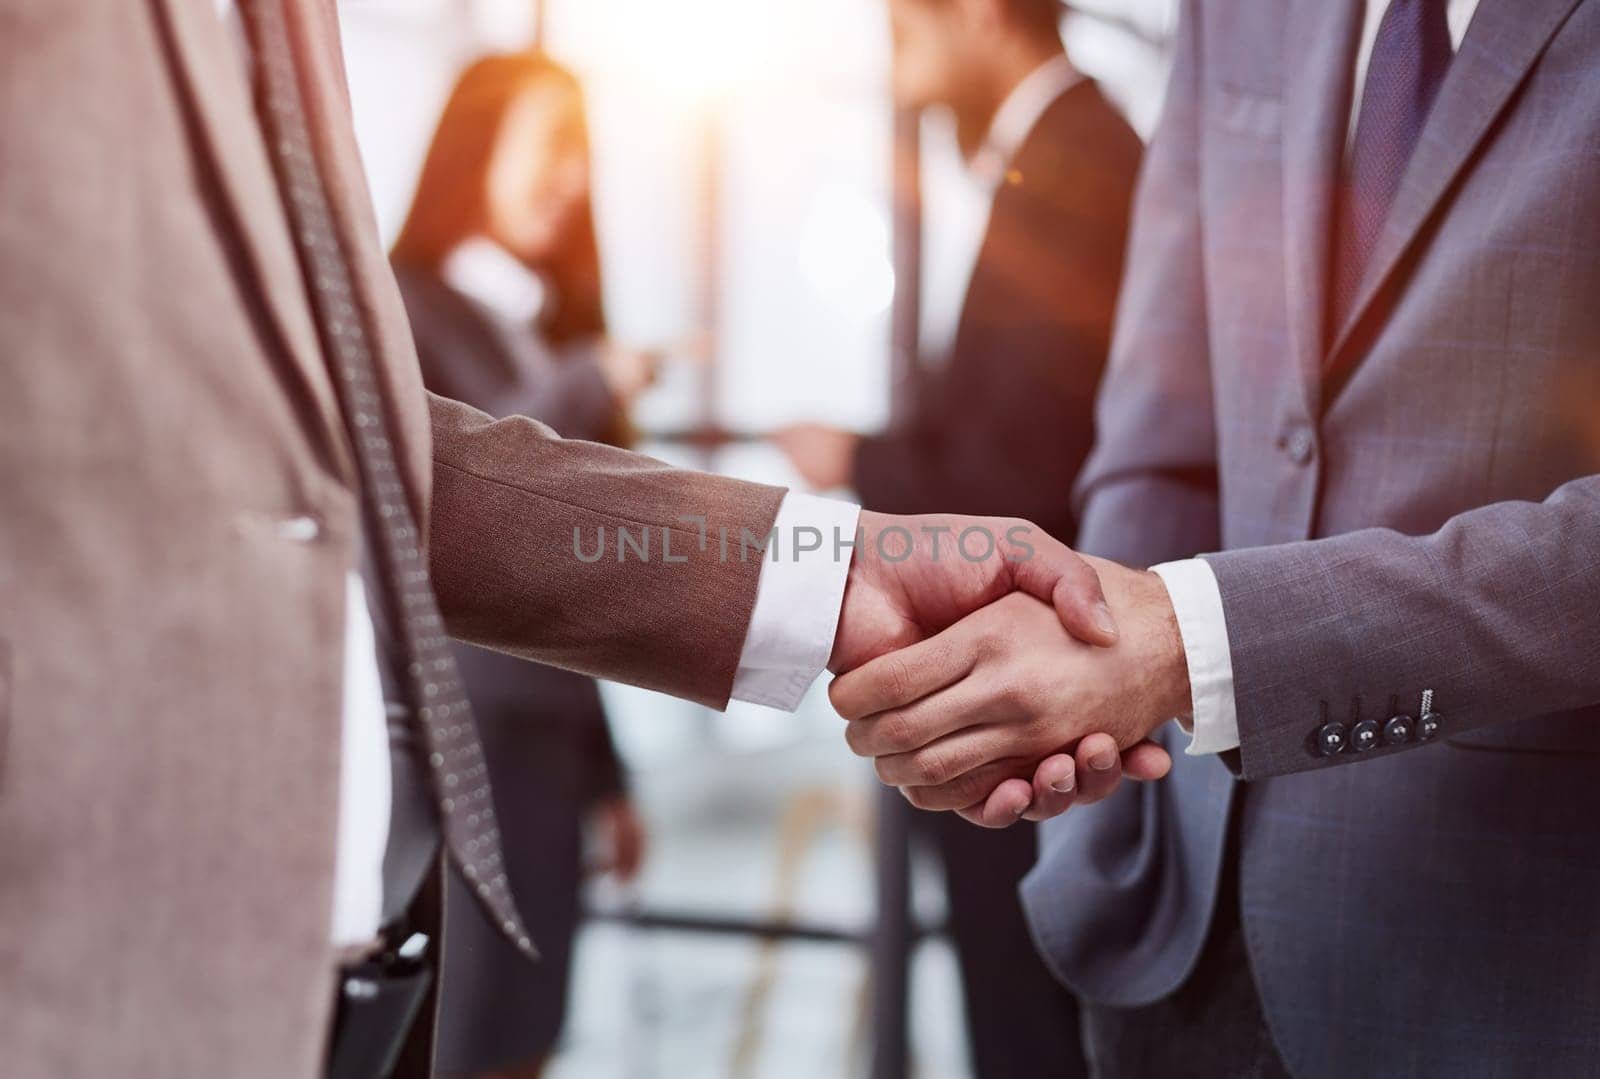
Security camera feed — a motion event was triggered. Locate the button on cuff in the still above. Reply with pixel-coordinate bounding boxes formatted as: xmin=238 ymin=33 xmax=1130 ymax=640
xmin=1281 ymin=428 xmax=1316 ymax=466
xmin=1383 ymin=715 xmax=1413 ymax=745
xmin=276 ymin=515 xmax=322 ymax=542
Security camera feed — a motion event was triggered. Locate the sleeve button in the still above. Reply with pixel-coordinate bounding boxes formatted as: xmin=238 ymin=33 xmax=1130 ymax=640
xmin=1351 ymin=719 xmax=1381 ymax=751
xmin=1418 ymin=711 xmax=1442 ymax=740
xmin=1282 ymin=428 xmax=1315 ymax=465
xmin=1383 ymin=715 xmax=1413 ymax=745
xmin=1316 ymin=722 xmax=1348 ymax=756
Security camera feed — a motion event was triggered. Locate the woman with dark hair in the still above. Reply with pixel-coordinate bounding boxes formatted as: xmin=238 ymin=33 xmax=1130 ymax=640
xmin=391 ymin=51 xmax=651 ymax=1079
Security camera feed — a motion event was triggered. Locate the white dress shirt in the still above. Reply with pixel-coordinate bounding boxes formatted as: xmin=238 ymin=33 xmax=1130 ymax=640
xmin=920 ymin=54 xmax=1083 ymax=361
xmin=1154 ymin=0 xmax=1481 ymax=757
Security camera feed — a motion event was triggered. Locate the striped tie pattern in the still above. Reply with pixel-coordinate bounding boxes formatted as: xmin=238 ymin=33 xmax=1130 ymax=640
xmin=238 ymin=0 xmax=535 ymax=958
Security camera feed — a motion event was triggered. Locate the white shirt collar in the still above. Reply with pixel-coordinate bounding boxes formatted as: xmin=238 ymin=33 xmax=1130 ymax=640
xmin=970 ymin=53 xmax=1083 ymax=189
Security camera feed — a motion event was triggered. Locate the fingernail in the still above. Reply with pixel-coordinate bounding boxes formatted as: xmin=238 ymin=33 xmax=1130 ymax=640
xmin=1092 ymin=602 xmax=1118 ymax=640
xmin=1090 ymin=751 xmax=1116 ymax=771
xmin=1049 ymin=776 xmax=1075 ymax=794
xmin=1012 ymin=803 xmax=1027 ymax=818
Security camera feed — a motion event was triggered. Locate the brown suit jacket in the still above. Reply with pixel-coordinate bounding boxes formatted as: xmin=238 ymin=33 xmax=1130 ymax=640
xmin=0 ymin=2 xmax=781 ymax=1076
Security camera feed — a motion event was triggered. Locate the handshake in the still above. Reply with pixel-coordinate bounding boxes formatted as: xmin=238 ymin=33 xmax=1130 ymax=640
xmin=826 ymin=511 xmax=1192 ymax=826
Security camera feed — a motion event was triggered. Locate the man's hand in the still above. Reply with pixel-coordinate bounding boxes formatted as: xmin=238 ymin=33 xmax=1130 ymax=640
xmin=830 ymin=556 xmax=1189 ymax=826
xmin=829 ymin=511 xmax=1120 ymax=671
xmin=589 ymin=794 xmax=646 ymax=883
xmin=597 ymin=341 xmax=663 ymax=407
xmin=827 ymin=515 xmax=1170 ymax=813
xmin=772 ymin=423 xmax=862 ymax=490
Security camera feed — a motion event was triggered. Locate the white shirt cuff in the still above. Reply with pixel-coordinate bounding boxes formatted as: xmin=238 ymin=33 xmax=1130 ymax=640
xmin=1150 ymin=559 xmax=1240 ymax=756
xmin=730 ymin=492 xmax=862 ymax=710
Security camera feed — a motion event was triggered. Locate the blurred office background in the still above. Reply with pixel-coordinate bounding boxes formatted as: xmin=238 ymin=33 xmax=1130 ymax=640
xmin=338 ymin=2 xmax=1176 ymax=1075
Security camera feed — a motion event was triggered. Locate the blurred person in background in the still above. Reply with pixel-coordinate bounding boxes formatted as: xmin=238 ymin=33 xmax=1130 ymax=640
xmin=390 ymin=52 xmax=651 ymax=1079
xmin=774 ymin=0 xmax=1142 ymax=1074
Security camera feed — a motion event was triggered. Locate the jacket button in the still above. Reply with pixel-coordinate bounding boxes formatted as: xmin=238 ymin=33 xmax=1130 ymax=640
xmin=1282 ymin=428 xmax=1315 ymax=466
xmin=277 ymin=515 xmax=322 ymax=542
xmin=1351 ymin=719 xmax=1381 ymax=751
xmin=1418 ymin=711 xmax=1442 ymax=740
xmin=1383 ymin=715 xmax=1413 ymax=745
xmin=1316 ymin=722 xmax=1347 ymax=756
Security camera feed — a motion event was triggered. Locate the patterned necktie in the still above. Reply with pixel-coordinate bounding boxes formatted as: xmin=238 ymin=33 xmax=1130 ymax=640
xmin=238 ymin=0 xmax=534 ymax=957
xmin=1330 ymin=0 xmax=1454 ymax=338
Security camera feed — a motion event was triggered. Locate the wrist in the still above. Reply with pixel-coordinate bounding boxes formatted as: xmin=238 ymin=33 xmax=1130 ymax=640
xmin=1140 ymin=568 xmax=1193 ymax=721
xmin=1094 ymin=559 xmax=1192 ymax=728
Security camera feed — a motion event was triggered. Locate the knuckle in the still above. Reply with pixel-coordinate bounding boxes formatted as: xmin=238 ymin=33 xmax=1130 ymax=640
xmin=1021 ymin=714 xmax=1057 ymax=747
xmin=1009 ymin=665 xmax=1046 ymax=704
xmin=913 ymin=745 xmax=961 ymax=786
xmin=995 ymin=673 xmax=1029 ymax=712
xmin=882 ymin=656 xmax=913 ymax=704
xmin=943 ymin=770 xmax=987 ymax=808
xmin=878 ymin=712 xmax=914 ymax=753
xmin=907 ymin=748 xmax=943 ymax=786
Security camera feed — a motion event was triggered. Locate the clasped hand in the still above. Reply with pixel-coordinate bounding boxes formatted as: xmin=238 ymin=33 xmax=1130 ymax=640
xmin=830 ymin=512 xmax=1190 ymax=827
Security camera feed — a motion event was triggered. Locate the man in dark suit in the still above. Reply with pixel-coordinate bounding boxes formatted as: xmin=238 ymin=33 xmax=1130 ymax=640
xmin=831 ymin=1 xmax=1600 ymax=1076
xmin=774 ymin=0 xmax=1138 ymax=539
xmin=775 ymin=1 xmax=1141 ymax=1074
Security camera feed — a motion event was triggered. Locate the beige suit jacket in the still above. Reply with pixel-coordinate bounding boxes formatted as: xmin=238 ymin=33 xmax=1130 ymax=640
xmin=0 ymin=2 xmax=782 ymax=1075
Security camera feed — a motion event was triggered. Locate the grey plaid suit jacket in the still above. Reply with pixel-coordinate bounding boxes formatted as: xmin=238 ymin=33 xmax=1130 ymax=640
xmin=1021 ymin=1 xmax=1600 ymax=1075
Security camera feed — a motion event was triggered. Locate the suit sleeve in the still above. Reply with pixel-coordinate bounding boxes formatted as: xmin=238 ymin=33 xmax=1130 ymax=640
xmin=1073 ymin=0 xmax=1222 ymax=571
xmin=1204 ymin=476 xmax=1600 ymax=780
xmin=425 ymin=392 xmax=786 ymax=709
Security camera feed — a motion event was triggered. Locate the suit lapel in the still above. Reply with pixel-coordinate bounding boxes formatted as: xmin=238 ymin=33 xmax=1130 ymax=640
xmin=1324 ymin=0 xmax=1583 ymax=386
xmin=150 ymin=0 xmax=354 ymax=479
xmin=277 ymin=0 xmax=436 ymax=507
xmin=1280 ymin=0 xmax=1363 ymax=419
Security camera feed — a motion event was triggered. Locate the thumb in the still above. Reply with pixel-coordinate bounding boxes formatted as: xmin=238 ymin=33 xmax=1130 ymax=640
xmin=1008 ymin=528 xmax=1118 ymax=646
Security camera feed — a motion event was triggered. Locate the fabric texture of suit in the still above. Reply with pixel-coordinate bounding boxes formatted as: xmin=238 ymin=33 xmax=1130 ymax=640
xmin=1022 ymin=1 xmax=1600 ymax=1076
xmin=851 ymin=78 xmax=1140 ymax=1078
xmin=0 ymin=3 xmax=781 ymax=1077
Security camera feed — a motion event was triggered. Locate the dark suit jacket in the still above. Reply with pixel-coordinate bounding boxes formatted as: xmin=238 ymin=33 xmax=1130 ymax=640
xmin=852 ymin=81 xmax=1141 ymax=540
xmin=1023 ymin=2 xmax=1600 ymax=1076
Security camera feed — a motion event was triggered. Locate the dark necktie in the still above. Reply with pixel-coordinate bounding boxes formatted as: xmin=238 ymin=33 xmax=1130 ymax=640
xmin=238 ymin=0 xmax=534 ymax=957
xmin=1330 ymin=0 xmax=1454 ymax=337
